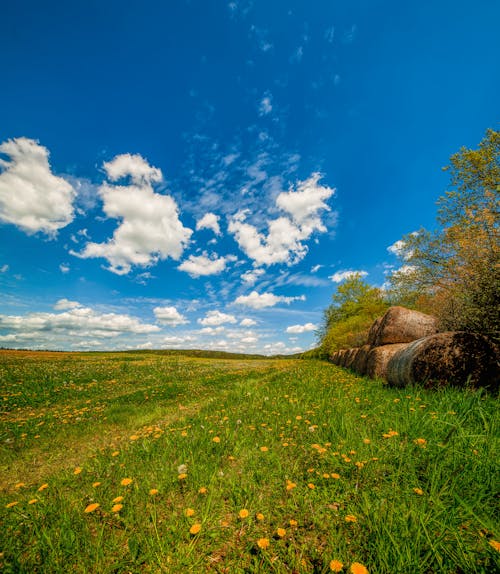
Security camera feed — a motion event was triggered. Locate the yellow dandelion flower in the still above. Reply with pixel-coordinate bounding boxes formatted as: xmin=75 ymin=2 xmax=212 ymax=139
xmin=350 ymin=562 xmax=368 ymax=574
xmin=260 ymin=446 xmax=269 ymax=452
xmin=120 ymin=478 xmax=133 ymax=486
xmin=330 ymin=560 xmax=344 ymax=572
xmin=111 ymin=451 xmax=119 ymax=457
xmin=185 ymin=508 xmax=195 ymax=517
xmin=286 ymin=480 xmax=297 ymax=491
xmin=149 ymin=488 xmax=159 ymax=495
xmin=38 ymin=483 xmax=49 ymax=492
xmin=414 ymin=438 xmax=427 ymax=447
xmin=84 ymin=503 xmax=100 ymax=513
xmin=323 ymin=473 xmax=330 ymax=479
xmin=92 ymin=482 xmax=101 ymax=488
xmin=239 ymin=508 xmax=249 ymax=519
xmin=212 ymin=436 xmax=221 ymax=443
xmin=331 ymin=473 xmax=340 ymax=479
xmin=112 ymin=503 xmax=123 ymax=513
xmin=198 ymin=487 xmax=207 ymax=494
xmin=257 ymin=538 xmax=270 ymax=549
xmin=112 ymin=496 xmax=124 ymax=503
xmin=345 ymin=514 xmax=357 ymax=523
xmin=256 ymin=512 xmax=265 ymax=521
xmin=73 ymin=467 xmax=82 ymax=475
xmin=363 ymin=439 xmax=371 ymax=444
xmin=289 ymin=519 xmax=298 ymax=527
xmin=6 ymin=501 xmax=18 ymax=508
xmin=28 ymin=499 xmax=38 ymax=504
xmin=181 ymin=431 xmax=188 ymax=437
xmin=129 ymin=435 xmax=139 ymax=441
xmin=276 ymin=527 xmax=286 ymax=538
xmin=489 ymin=540 xmax=500 ymax=551
xmin=14 ymin=482 xmax=25 ymax=489
xmin=413 ymin=488 xmax=424 ymax=496
xmin=189 ymin=523 xmax=202 ymax=535
xmin=307 ymin=483 xmax=315 ymax=489
xmin=178 ymin=473 xmax=187 ymax=480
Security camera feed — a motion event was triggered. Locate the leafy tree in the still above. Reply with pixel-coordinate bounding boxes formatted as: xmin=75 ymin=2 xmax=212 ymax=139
xmin=388 ymin=128 xmax=499 ymax=338
xmin=319 ymin=275 xmax=388 ymax=355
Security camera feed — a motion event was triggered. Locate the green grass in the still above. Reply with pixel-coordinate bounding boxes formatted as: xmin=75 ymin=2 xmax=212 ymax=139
xmin=1 ymin=350 xmax=499 ymax=573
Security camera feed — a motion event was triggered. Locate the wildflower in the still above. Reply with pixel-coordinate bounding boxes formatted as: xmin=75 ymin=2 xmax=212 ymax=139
xmin=331 ymin=473 xmax=340 ymax=479
xmin=84 ymin=503 xmax=100 ymax=513
xmin=111 ymin=451 xmax=119 ymax=457
xmin=129 ymin=434 xmax=139 ymax=441
xmin=73 ymin=467 xmax=82 ymax=475
xmin=112 ymin=496 xmax=124 ymax=503
xmin=38 ymin=483 xmax=49 ymax=492
xmin=28 ymin=499 xmax=37 ymax=504
xmin=330 ymin=560 xmax=344 ymax=572
xmin=6 ymin=501 xmax=18 ymax=508
xmin=149 ymin=488 xmax=159 ymax=495
xmin=345 ymin=514 xmax=357 ymax=523
xmin=120 ymin=478 xmax=133 ymax=486
xmin=307 ymin=483 xmax=315 ymax=489
xmin=289 ymin=519 xmax=298 ymax=527
xmin=350 ymin=563 xmax=368 ymax=574
xmin=414 ymin=438 xmax=427 ymax=447
xmin=92 ymin=482 xmax=101 ymax=488
xmin=256 ymin=512 xmax=265 ymax=521
xmin=212 ymin=436 xmax=221 ymax=443
xmin=363 ymin=439 xmax=371 ymax=444
xmin=323 ymin=473 xmax=330 ymax=479
xmin=260 ymin=446 xmax=269 ymax=452
xmin=257 ymin=538 xmax=270 ymax=549
xmin=276 ymin=527 xmax=286 ymax=538
xmin=286 ymin=480 xmax=296 ymax=491
xmin=178 ymin=473 xmax=187 ymax=480
xmin=198 ymin=487 xmax=207 ymax=494
xmin=413 ymin=488 xmax=424 ymax=496
xmin=239 ymin=508 xmax=249 ymax=519
xmin=189 ymin=523 xmax=202 ymax=535
xmin=489 ymin=540 xmax=500 ymax=551
xmin=185 ymin=508 xmax=195 ymax=517
xmin=112 ymin=503 xmax=123 ymax=513
xmin=14 ymin=482 xmax=25 ymax=489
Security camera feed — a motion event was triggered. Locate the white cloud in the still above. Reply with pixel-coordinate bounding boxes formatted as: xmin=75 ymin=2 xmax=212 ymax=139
xmin=240 ymin=318 xmax=257 ymax=326
xmin=54 ymin=298 xmax=82 ymax=311
xmin=163 ymin=335 xmax=196 ymax=346
xmin=311 ymin=264 xmax=323 ymax=273
xmin=200 ymin=326 xmax=225 ymax=336
xmin=387 ymin=234 xmax=417 ymax=260
xmin=228 ymin=173 xmax=334 ymax=266
xmin=59 ymin=263 xmax=70 ymax=273
xmin=153 ymin=306 xmax=188 ymax=326
xmin=286 ymin=322 xmax=317 ymax=334
xmin=178 ymin=252 xmax=230 ymax=278
xmin=234 ymin=291 xmax=305 ymax=309
xmin=329 ymin=270 xmax=368 ymax=283
xmin=74 ymin=154 xmax=192 ymax=274
xmin=259 ymin=94 xmax=273 ymax=116
xmin=0 ymin=264 xmax=9 ymax=273
xmin=196 ymin=212 xmax=221 ymax=235
xmin=241 ymin=268 xmax=265 ymax=285
xmin=0 ymin=137 xmax=76 ymax=235
xmin=0 ymin=305 xmax=160 ymax=342
xmin=240 ymin=336 xmax=258 ymax=343
xmin=198 ymin=310 xmax=237 ymax=326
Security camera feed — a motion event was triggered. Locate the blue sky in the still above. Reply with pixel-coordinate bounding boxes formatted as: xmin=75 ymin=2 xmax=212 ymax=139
xmin=0 ymin=0 xmax=499 ymax=354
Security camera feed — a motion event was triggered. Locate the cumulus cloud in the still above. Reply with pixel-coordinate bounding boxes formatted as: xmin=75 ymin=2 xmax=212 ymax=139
xmin=198 ymin=310 xmax=237 ymax=326
xmin=74 ymin=154 xmax=192 ymax=274
xmin=240 ymin=318 xmax=257 ymax=326
xmin=259 ymin=94 xmax=273 ymax=116
xmin=153 ymin=306 xmax=188 ymax=326
xmin=196 ymin=212 xmax=221 ymax=235
xmin=54 ymin=298 xmax=82 ymax=311
xmin=0 ymin=305 xmax=160 ymax=344
xmin=241 ymin=268 xmax=265 ymax=285
xmin=200 ymin=326 xmax=225 ymax=336
xmin=0 ymin=137 xmax=76 ymax=235
xmin=234 ymin=291 xmax=305 ymax=309
xmin=329 ymin=270 xmax=368 ymax=283
xmin=286 ymin=322 xmax=317 ymax=334
xmin=163 ymin=335 xmax=196 ymax=345
xmin=228 ymin=173 xmax=334 ymax=266
xmin=387 ymin=234 xmax=417 ymax=260
xmin=178 ymin=252 xmax=232 ymax=278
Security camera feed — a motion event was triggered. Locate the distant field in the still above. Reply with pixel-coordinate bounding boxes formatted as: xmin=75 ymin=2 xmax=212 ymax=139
xmin=1 ymin=350 xmax=498 ymax=573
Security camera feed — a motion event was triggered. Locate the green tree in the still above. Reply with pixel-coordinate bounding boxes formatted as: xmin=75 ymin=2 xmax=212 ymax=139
xmin=388 ymin=128 xmax=499 ymax=338
xmin=319 ymin=275 xmax=388 ymax=355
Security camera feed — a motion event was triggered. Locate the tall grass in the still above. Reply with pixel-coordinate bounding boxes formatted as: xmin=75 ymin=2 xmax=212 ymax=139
xmin=1 ymin=350 xmax=498 ymax=573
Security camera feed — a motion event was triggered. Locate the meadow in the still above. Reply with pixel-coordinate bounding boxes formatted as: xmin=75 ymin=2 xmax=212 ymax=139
xmin=0 ymin=350 xmax=498 ymax=573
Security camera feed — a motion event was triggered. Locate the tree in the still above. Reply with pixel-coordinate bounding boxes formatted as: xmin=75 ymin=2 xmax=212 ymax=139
xmin=388 ymin=128 xmax=499 ymax=339
xmin=319 ymin=275 xmax=388 ymax=355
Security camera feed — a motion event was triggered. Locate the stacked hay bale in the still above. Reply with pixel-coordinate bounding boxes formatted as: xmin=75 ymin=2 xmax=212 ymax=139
xmin=328 ymin=306 xmax=499 ymax=390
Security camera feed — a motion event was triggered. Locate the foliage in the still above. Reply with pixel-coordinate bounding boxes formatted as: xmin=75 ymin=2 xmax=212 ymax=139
xmin=1 ymin=350 xmax=499 ymax=573
xmin=388 ymin=128 xmax=500 ymax=338
xmin=319 ymin=275 xmax=389 ymax=355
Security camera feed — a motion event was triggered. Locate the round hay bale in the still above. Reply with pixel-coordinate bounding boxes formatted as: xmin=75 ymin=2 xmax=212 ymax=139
xmin=365 ymin=343 xmax=410 ymax=380
xmin=367 ymin=316 xmax=383 ymax=346
xmin=338 ymin=349 xmax=349 ymax=367
xmin=344 ymin=348 xmax=359 ymax=370
xmin=374 ymin=306 xmax=438 ymax=346
xmin=386 ymin=332 xmax=499 ymax=391
xmin=329 ymin=351 xmax=341 ymax=365
xmin=351 ymin=344 xmax=371 ymax=376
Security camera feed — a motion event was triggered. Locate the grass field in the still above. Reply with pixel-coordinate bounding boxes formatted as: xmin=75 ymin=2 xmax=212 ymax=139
xmin=0 ymin=350 xmax=499 ymax=573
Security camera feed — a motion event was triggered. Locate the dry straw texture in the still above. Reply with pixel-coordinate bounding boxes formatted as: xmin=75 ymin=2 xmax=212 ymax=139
xmin=372 ymin=306 xmax=438 ymax=346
